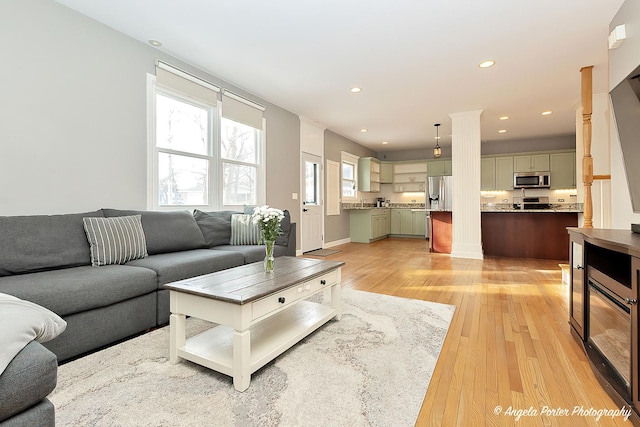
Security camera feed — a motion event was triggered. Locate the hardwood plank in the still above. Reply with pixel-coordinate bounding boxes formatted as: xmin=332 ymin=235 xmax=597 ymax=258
xmin=305 ymin=237 xmax=632 ymax=426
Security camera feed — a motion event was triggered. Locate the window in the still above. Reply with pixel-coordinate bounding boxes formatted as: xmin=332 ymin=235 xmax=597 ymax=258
xmin=221 ymin=117 xmax=260 ymax=206
xmin=149 ymin=63 xmax=265 ymax=210
xmin=341 ymin=152 xmax=359 ymax=201
xmin=155 ymin=93 xmax=213 ymax=206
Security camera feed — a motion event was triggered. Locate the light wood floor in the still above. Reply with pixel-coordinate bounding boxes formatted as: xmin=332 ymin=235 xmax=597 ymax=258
xmin=305 ymin=237 xmax=632 ymax=426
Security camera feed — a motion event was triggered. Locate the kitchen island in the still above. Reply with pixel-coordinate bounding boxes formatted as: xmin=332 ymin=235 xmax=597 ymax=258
xmin=481 ymin=206 xmax=581 ymax=260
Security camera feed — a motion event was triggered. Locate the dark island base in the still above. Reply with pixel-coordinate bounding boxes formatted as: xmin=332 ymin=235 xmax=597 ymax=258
xmin=481 ymin=212 xmax=578 ymax=260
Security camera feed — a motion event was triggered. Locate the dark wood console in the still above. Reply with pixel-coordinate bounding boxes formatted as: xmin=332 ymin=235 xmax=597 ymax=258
xmin=568 ymin=228 xmax=640 ymax=422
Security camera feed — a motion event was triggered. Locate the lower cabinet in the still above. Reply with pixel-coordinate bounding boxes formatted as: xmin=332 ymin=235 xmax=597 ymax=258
xmin=390 ymin=209 xmax=425 ymax=237
xmin=349 ymin=209 xmax=390 ymax=243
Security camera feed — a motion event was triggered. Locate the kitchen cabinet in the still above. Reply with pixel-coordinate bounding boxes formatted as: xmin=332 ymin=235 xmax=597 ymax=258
xmin=412 ymin=211 xmax=426 ymax=236
xmin=495 ymin=156 xmax=514 ymax=190
xmin=481 ymin=156 xmax=513 ymax=190
xmin=390 ymin=209 xmax=424 ymax=236
xmin=514 ymin=154 xmax=549 ymax=172
xmin=550 ymin=152 xmax=576 ymax=189
xmin=349 ymin=209 xmax=389 ymax=243
xmin=358 ymin=157 xmax=381 ymax=192
xmin=393 ymin=161 xmax=427 ymax=192
xmin=380 ymin=162 xmax=394 ymax=184
xmin=427 ymin=159 xmax=452 ymax=176
xmin=481 ymin=158 xmax=495 ymax=190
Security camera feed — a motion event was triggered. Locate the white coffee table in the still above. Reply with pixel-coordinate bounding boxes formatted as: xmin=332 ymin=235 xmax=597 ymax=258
xmin=164 ymin=256 xmax=343 ymax=391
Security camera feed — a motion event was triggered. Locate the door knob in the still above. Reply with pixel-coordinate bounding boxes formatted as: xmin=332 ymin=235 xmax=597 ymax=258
xmin=303 ymin=208 xmax=308 ymax=212
xmin=626 ymin=298 xmax=637 ymax=305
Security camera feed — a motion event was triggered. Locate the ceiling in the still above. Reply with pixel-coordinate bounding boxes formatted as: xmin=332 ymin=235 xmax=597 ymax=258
xmin=54 ymin=0 xmax=625 ymax=151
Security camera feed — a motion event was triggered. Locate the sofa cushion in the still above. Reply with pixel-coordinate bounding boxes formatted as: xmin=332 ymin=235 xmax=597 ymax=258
xmin=193 ymin=210 xmax=240 ymax=247
xmin=230 ymin=214 xmax=261 ymax=245
xmin=83 ymin=215 xmax=148 ymax=266
xmin=212 ymin=244 xmax=288 ymax=264
xmin=0 ymin=210 xmax=103 ymax=276
xmin=0 ymin=341 xmax=57 ymax=423
xmin=102 ymin=209 xmax=206 ymax=255
xmin=0 ymin=265 xmax=158 ymax=317
xmin=126 ymin=249 xmax=245 ymax=286
xmin=0 ymin=293 xmax=66 ymax=376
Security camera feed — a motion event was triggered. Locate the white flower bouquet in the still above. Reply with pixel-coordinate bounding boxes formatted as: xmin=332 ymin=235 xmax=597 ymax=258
xmin=251 ymin=205 xmax=285 ymax=243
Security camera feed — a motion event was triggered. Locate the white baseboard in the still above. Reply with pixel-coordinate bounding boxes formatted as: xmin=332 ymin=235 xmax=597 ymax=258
xmin=324 ymin=238 xmax=350 ymax=248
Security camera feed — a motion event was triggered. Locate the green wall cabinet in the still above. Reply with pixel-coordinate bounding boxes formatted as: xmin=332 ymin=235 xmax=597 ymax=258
xmin=513 ymin=154 xmax=550 ymax=172
xmin=550 ymin=152 xmax=576 ymax=189
xmin=427 ymin=159 xmax=452 ymax=176
xmin=380 ymin=162 xmax=394 ymax=184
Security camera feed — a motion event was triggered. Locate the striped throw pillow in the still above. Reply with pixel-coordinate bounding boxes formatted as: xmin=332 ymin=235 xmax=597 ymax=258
xmin=82 ymin=215 xmax=148 ymax=266
xmin=230 ymin=214 xmax=261 ymax=245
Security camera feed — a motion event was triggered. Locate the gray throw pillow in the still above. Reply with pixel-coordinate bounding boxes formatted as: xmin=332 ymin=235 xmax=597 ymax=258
xmin=276 ymin=210 xmax=291 ymax=246
xmin=193 ymin=210 xmax=239 ymax=247
xmin=83 ymin=215 xmax=148 ymax=266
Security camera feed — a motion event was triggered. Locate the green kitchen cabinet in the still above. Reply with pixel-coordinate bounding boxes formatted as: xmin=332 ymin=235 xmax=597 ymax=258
xmin=495 ymin=156 xmax=514 ymax=190
xmin=428 ymin=159 xmax=452 ymax=177
xmin=550 ymin=152 xmax=576 ymax=189
xmin=349 ymin=209 xmax=389 ymax=243
xmin=412 ymin=211 xmax=426 ymax=236
xmin=481 ymin=158 xmax=496 ymax=190
xmin=514 ymin=154 xmax=549 ymax=172
xmin=380 ymin=162 xmax=394 ymax=184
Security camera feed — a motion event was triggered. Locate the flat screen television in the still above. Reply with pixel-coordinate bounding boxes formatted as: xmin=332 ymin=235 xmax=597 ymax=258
xmin=610 ymin=63 xmax=640 ymax=214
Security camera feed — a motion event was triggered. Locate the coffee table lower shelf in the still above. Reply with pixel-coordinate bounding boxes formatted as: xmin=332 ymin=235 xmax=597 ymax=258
xmin=176 ymin=300 xmax=337 ymax=382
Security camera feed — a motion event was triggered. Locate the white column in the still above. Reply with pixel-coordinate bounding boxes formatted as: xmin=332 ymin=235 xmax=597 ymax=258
xmin=449 ymin=110 xmax=484 ymax=260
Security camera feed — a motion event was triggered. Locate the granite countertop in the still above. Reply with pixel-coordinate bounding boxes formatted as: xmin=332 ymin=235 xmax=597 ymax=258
xmin=481 ymin=203 xmax=583 ymax=213
xmin=342 ymin=203 xmax=425 ymax=210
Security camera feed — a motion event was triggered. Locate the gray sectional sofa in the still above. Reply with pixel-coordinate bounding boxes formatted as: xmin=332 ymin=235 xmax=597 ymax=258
xmin=0 ymin=207 xmax=295 ymax=426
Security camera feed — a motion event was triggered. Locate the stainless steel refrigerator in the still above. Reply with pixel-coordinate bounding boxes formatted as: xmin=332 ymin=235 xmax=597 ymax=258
xmin=427 ymin=175 xmax=453 ymax=211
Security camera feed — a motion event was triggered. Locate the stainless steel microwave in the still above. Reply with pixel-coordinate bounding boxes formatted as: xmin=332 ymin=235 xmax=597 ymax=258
xmin=513 ymin=172 xmax=550 ymax=189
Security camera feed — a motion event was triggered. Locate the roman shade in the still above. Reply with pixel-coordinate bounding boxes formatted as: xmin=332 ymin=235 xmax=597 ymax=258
xmin=222 ymin=91 xmax=265 ymax=130
xmin=156 ymin=61 xmax=219 ymax=105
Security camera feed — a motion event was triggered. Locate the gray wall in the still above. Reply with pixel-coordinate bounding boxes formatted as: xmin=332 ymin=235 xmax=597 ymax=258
xmin=0 ymin=0 xmax=300 ymax=228
xmin=324 ymin=130 xmax=376 ymax=244
xmin=609 ymin=0 xmax=640 ymax=227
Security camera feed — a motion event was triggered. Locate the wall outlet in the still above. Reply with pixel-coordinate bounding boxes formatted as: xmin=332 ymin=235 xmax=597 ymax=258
xmin=502 ymin=199 xmax=508 ymax=202
xmin=292 ymin=193 xmax=298 ymax=200
xmin=558 ymin=198 xmax=565 ymax=202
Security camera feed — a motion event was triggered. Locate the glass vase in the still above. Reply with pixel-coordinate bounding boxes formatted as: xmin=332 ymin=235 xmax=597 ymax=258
xmin=264 ymin=239 xmax=275 ymax=273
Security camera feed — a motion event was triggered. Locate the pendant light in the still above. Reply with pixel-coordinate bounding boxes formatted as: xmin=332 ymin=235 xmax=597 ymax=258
xmin=433 ymin=123 xmax=442 ymax=158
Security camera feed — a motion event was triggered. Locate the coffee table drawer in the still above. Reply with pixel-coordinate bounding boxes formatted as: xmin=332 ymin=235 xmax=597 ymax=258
xmin=252 ymin=270 xmax=338 ymax=320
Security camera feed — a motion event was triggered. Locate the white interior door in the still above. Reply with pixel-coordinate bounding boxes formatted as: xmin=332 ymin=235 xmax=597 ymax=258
xmin=301 ymin=153 xmax=323 ymax=253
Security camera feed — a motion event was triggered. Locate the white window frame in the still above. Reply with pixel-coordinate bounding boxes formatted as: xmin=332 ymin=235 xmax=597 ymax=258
xmin=218 ymin=115 xmax=266 ymax=210
xmin=147 ymin=73 xmax=266 ymax=211
xmin=341 ymin=151 xmax=359 ymax=202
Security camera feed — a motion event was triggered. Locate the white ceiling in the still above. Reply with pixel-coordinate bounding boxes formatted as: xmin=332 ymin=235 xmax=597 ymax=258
xmin=54 ymin=0 xmax=624 ymax=151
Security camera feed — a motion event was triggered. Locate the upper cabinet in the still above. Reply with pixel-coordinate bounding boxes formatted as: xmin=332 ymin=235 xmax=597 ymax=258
xmin=393 ymin=161 xmax=427 ymax=192
xmin=358 ymin=157 xmax=381 ymax=192
xmin=482 ymin=156 xmax=514 ymax=191
xmin=513 ymin=154 xmax=550 ymax=172
xmin=427 ymin=159 xmax=452 ymax=176
xmin=550 ymin=152 xmax=576 ymax=189
xmin=380 ymin=162 xmax=394 ymax=184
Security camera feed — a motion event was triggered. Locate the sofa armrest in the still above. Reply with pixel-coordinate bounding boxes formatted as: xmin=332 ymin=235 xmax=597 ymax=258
xmin=278 ymin=223 xmax=296 ymax=257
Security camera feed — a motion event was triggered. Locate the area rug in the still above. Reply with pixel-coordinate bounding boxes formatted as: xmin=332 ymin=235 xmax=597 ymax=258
xmin=303 ymin=248 xmax=341 ymax=256
xmin=50 ymin=289 xmax=455 ymax=427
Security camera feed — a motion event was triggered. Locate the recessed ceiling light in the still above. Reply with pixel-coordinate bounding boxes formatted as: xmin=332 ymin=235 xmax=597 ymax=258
xmin=479 ymin=60 xmax=495 ymax=68
xmin=350 ymin=87 xmax=362 ymax=93
xmin=498 ymin=129 xmax=507 ymax=133
xmin=360 ymin=128 xmax=368 ymax=132
xmin=499 ymin=116 xmax=510 ymax=120
xmin=148 ymin=39 xmax=162 ymax=47
xmin=541 ymin=110 xmax=553 ymax=116
xmin=382 ymin=141 xmax=389 ymax=145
